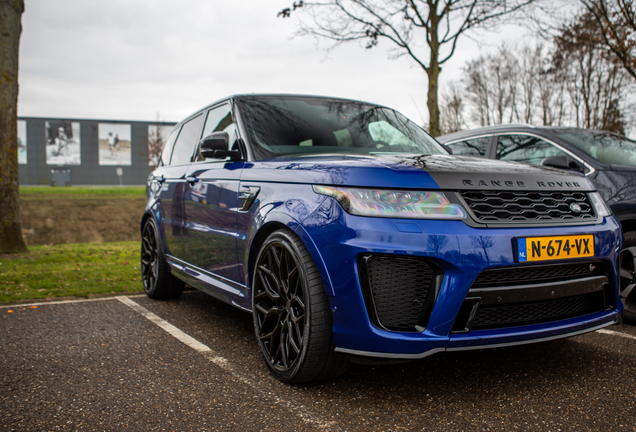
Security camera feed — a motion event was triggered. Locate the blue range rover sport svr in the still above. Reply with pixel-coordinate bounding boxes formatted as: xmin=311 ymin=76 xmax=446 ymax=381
xmin=141 ymin=94 xmax=622 ymax=383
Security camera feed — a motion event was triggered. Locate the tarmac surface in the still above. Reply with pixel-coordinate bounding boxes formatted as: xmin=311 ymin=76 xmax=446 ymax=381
xmin=1 ymin=290 xmax=635 ymax=431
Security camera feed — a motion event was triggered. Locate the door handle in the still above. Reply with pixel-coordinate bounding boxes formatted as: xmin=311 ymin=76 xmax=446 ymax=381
xmin=186 ymin=176 xmax=199 ymax=184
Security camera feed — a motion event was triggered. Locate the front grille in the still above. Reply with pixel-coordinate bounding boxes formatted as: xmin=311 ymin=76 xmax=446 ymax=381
xmin=471 ymin=292 xmax=602 ymax=330
xmin=359 ymin=255 xmax=441 ymax=331
xmin=460 ymin=191 xmax=595 ymax=223
xmin=472 ymin=262 xmax=606 ymax=288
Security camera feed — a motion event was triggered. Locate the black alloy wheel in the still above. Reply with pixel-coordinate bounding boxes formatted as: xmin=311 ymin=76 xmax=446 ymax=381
xmin=619 ymin=232 xmax=636 ymax=323
xmin=252 ymin=229 xmax=349 ymax=383
xmin=141 ymin=218 xmax=184 ymax=299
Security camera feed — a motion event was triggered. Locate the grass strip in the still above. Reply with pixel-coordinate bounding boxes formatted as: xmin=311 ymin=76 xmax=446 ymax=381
xmin=0 ymin=241 xmax=143 ymax=303
xmin=20 ymin=186 xmax=146 ymax=200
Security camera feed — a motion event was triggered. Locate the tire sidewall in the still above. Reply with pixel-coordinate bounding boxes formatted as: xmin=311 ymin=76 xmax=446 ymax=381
xmin=621 ymin=231 xmax=636 ymax=322
xmin=142 ymin=218 xmax=161 ymax=297
xmin=251 ymin=230 xmax=313 ymax=382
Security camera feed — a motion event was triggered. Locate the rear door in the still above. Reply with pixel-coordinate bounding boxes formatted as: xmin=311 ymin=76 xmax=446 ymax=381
xmin=156 ymin=114 xmax=204 ymax=260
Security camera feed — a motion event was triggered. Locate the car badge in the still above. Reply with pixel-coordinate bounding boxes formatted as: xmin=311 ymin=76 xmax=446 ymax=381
xmin=570 ymin=203 xmax=582 ymax=213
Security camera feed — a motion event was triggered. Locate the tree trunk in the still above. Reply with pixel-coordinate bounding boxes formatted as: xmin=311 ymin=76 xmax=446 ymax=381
xmin=427 ymin=10 xmax=441 ymax=138
xmin=0 ymin=0 xmax=27 ymax=254
xmin=427 ymin=62 xmax=441 ymax=137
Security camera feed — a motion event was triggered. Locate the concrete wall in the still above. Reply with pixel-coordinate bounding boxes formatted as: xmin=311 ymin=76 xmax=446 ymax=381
xmin=18 ymin=117 xmax=176 ymax=186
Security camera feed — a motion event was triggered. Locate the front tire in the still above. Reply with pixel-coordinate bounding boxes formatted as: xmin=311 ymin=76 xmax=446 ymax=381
xmin=619 ymin=231 xmax=636 ymax=324
xmin=252 ymin=229 xmax=349 ymax=383
xmin=141 ymin=218 xmax=185 ymax=299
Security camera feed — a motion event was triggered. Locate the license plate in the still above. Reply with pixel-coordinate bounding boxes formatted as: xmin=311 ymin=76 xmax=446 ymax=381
xmin=517 ymin=234 xmax=594 ymax=262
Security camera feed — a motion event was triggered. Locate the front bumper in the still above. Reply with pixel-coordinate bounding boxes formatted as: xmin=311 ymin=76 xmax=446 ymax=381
xmin=298 ymin=198 xmax=622 ymax=359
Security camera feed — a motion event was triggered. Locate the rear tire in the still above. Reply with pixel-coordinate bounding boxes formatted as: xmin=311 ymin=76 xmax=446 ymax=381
xmin=252 ymin=229 xmax=350 ymax=383
xmin=141 ymin=218 xmax=185 ymax=299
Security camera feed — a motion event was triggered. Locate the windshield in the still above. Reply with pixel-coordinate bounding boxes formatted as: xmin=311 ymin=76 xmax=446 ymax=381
xmin=236 ymin=96 xmax=446 ymax=160
xmin=555 ymin=131 xmax=636 ymax=167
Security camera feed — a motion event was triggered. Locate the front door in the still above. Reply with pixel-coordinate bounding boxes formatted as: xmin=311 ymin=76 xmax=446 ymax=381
xmin=181 ymin=102 xmax=245 ymax=284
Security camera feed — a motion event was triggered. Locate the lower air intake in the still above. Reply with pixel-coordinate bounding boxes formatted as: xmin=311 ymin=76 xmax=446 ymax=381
xmin=359 ymin=255 xmax=442 ymax=332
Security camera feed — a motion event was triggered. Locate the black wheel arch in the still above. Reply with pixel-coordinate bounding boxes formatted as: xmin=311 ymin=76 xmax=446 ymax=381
xmin=611 ymin=204 xmax=636 ymax=235
xmin=247 ymin=221 xmax=289 ymax=289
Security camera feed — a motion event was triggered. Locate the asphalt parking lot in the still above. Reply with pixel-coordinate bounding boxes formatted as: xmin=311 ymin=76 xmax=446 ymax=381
xmin=1 ymin=290 xmax=635 ymax=431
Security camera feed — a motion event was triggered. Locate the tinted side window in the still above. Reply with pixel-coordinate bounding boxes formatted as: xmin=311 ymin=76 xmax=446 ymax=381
xmin=170 ymin=114 xmax=204 ymax=166
xmin=201 ymin=104 xmax=236 ymax=140
xmin=158 ymin=127 xmax=180 ymax=167
xmin=447 ymin=137 xmax=490 ymax=157
xmin=496 ymin=135 xmax=569 ymax=165
xmin=196 ymin=104 xmax=236 ymax=161
xmin=196 ymin=104 xmax=237 ymax=161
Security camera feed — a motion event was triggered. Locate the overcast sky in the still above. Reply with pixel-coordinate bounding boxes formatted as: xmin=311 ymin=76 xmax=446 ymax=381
xmin=18 ymin=0 xmax=527 ymax=126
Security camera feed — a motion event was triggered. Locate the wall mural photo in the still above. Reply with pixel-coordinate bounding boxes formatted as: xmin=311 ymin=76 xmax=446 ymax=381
xmin=18 ymin=120 xmax=27 ymax=165
xmin=46 ymin=121 xmax=81 ymax=165
xmin=98 ymin=123 xmax=132 ymax=166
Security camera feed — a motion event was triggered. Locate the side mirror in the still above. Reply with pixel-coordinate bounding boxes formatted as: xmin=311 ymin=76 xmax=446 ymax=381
xmin=541 ymin=155 xmax=584 ymax=173
xmin=200 ymin=132 xmax=241 ymax=160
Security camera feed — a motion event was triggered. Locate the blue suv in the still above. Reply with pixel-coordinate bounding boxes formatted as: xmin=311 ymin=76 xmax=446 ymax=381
xmin=141 ymin=95 xmax=622 ymax=383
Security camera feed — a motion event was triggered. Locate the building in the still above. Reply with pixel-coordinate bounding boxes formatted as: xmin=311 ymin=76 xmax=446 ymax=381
xmin=17 ymin=117 xmax=176 ymax=186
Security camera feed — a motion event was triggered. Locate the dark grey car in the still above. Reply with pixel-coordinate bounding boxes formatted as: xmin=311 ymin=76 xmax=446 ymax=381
xmin=438 ymin=125 xmax=636 ymax=322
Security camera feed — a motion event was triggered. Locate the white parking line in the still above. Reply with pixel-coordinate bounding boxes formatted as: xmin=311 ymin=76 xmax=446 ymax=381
xmin=596 ymin=328 xmax=636 ymax=341
xmin=0 ymin=294 xmax=145 ymax=309
xmin=117 ymin=296 xmax=223 ymax=358
xmin=116 ymin=296 xmax=338 ymax=430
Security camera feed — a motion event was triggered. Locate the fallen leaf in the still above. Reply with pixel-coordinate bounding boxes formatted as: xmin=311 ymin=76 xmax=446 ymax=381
xmin=122 ymin=261 xmax=129 ymax=265
xmin=30 ymin=306 xmax=37 ymax=309
xmin=7 ymin=310 xmax=13 ymax=313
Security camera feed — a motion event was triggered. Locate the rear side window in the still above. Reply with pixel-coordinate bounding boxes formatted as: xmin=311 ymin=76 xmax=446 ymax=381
xmin=555 ymin=131 xmax=636 ymax=167
xmin=447 ymin=137 xmax=490 ymax=157
xmin=496 ymin=135 xmax=570 ymax=166
xmin=170 ymin=114 xmax=204 ymax=166
xmin=158 ymin=127 xmax=180 ymax=167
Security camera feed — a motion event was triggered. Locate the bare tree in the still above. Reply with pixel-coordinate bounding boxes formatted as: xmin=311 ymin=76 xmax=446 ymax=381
xmin=461 ymin=34 xmax=631 ymax=134
xmin=580 ymin=0 xmax=636 ymax=80
xmin=464 ymin=46 xmax=518 ymax=126
xmin=464 ymin=56 xmax=492 ymax=127
xmin=146 ymin=114 xmax=168 ymax=168
xmin=439 ymin=81 xmax=465 ymax=134
xmin=536 ymin=50 xmax=569 ymax=126
xmin=279 ymin=0 xmax=539 ymax=137
xmin=0 ymin=0 xmax=27 ymax=254
xmin=554 ymin=10 xmax=631 ymax=133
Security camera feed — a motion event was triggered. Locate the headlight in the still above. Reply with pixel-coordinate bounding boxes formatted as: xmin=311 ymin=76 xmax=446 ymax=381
xmin=589 ymin=192 xmax=612 ymax=217
xmin=313 ymin=185 xmax=466 ymax=220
